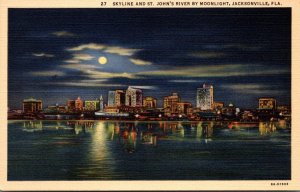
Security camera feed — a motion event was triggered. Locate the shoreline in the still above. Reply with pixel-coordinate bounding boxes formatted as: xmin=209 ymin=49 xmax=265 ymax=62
xmin=7 ymin=119 xmax=290 ymax=124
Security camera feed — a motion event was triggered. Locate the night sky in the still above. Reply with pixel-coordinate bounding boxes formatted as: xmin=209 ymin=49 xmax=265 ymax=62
xmin=8 ymin=8 xmax=291 ymax=109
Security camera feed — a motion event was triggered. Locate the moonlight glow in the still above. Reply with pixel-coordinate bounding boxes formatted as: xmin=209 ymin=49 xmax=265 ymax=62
xmin=98 ymin=56 xmax=108 ymax=65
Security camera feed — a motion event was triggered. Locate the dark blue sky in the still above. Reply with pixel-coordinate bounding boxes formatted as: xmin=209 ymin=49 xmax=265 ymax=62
xmin=8 ymin=8 xmax=291 ymax=109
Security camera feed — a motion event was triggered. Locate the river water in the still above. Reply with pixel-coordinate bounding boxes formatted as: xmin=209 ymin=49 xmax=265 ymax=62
xmin=8 ymin=120 xmax=291 ymax=180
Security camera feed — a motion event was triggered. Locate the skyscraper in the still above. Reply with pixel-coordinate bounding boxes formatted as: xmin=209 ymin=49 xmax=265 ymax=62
xmin=22 ymin=98 xmax=42 ymax=113
xmin=108 ymin=91 xmax=115 ymax=107
xmin=125 ymin=86 xmax=143 ymax=107
xmin=115 ymin=90 xmax=126 ymax=106
xmin=67 ymin=100 xmax=76 ymax=111
xmin=164 ymin=93 xmax=181 ymax=114
xmin=143 ymin=96 xmax=157 ymax=108
xmin=196 ymin=84 xmax=214 ymax=110
xmin=99 ymin=95 xmax=104 ymax=112
xmin=84 ymin=100 xmax=100 ymax=111
xmin=177 ymin=102 xmax=192 ymax=115
xmin=258 ymin=97 xmax=277 ymax=110
xmin=75 ymin=97 xmax=83 ymax=111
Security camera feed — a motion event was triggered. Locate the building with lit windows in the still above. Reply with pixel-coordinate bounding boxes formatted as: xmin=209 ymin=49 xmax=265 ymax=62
xmin=143 ymin=96 xmax=157 ymax=108
xmin=257 ymin=98 xmax=278 ymax=120
xmin=176 ymin=102 xmax=192 ymax=115
xmin=163 ymin=93 xmax=181 ymax=115
xmin=258 ymin=97 xmax=277 ymax=110
xmin=108 ymin=91 xmax=116 ymax=107
xmin=22 ymin=98 xmax=42 ymax=113
xmin=84 ymin=100 xmax=100 ymax=111
xmin=196 ymin=84 xmax=214 ymax=110
xmin=115 ymin=90 xmax=126 ymax=106
xmin=67 ymin=100 xmax=76 ymax=111
xmin=75 ymin=97 xmax=83 ymax=111
xmin=99 ymin=95 xmax=104 ymax=112
xmin=125 ymin=86 xmax=143 ymax=107
xmin=213 ymin=101 xmax=224 ymax=110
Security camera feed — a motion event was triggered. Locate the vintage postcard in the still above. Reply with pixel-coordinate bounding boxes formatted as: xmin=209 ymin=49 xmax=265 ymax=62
xmin=0 ymin=0 xmax=299 ymax=191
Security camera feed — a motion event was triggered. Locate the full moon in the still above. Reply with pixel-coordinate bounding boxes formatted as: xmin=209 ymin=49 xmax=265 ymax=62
xmin=98 ymin=56 xmax=108 ymax=65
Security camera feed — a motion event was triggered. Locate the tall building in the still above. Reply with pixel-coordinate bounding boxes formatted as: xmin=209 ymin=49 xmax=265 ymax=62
xmin=84 ymin=100 xmax=100 ymax=111
xmin=99 ymin=95 xmax=104 ymax=112
xmin=258 ymin=97 xmax=277 ymax=110
xmin=108 ymin=91 xmax=116 ymax=107
xmin=196 ymin=84 xmax=214 ymax=110
xmin=213 ymin=101 xmax=224 ymax=110
xmin=22 ymin=98 xmax=42 ymax=113
xmin=143 ymin=96 xmax=157 ymax=108
xmin=125 ymin=86 xmax=143 ymax=107
xmin=67 ymin=100 xmax=76 ymax=111
xmin=164 ymin=93 xmax=181 ymax=114
xmin=115 ymin=90 xmax=126 ymax=106
xmin=75 ymin=97 xmax=83 ymax=111
xmin=177 ymin=102 xmax=192 ymax=115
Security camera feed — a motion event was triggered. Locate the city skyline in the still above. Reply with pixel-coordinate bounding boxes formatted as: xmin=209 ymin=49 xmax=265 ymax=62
xmin=8 ymin=8 xmax=291 ymax=109
xmin=18 ymin=84 xmax=283 ymax=111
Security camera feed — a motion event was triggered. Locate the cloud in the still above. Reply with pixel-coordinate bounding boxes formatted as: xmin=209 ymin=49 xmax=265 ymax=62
xmin=67 ymin=43 xmax=141 ymax=56
xmin=29 ymin=70 xmax=65 ymax=77
xmin=63 ymin=53 xmax=94 ymax=64
xmin=104 ymin=46 xmax=140 ymax=56
xmin=48 ymin=81 xmax=123 ymax=88
xmin=72 ymin=53 xmax=94 ymax=61
xmin=220 ymin=83 xmax=283 ymax=95
xmin=128 ymin=85 xmax=157 ymax=90
xmin=67 ymin=43 xmax=105 ymax=51
xmin=52 ymin=31 xmax=76 ymax=37
xmin=60 ymin=64 xmax=100 ymax=70
xmin=32 ymin=53 xmax=54 ymax=58
xmin=138 ymin=64 xmax=289 ymax=77
xmin=223 ymin=44 xmax=261 ymax=51
xmin=203 ymin=44 xmax=261 ymax=51
xmin=221 ymin=84 xmax=265 ymax=90
xmin=130 ymin=58 xmax=152 ymax=66
xmin=189 ymin=51 xmax=225 ymax=58
xmin=60 ymin=63 xmax=134 ymax=79
xmin=86 ymin=70 xmax=136 ymax=79
xmin=168 ymin=80 xmax=202 ymax=83
xmin=63 ymin=59 xmax=81 ymax=64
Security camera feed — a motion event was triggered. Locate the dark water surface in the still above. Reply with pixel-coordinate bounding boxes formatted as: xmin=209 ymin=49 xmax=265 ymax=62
xmin=8 ymin=120 xmax=291 ymax=180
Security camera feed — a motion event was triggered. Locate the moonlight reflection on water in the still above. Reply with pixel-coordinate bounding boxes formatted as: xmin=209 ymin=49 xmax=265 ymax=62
xmin=8 ymin=120 xmax=291 ymax=180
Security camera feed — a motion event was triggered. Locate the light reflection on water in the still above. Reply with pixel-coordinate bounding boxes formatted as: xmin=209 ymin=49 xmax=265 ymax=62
xmin=9 ymin=120 xmax=291 ymax=180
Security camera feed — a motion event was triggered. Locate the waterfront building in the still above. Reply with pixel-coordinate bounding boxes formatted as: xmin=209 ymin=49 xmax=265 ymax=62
xmin=67 ymin=100 xmax=76 ymax=111
xmin=95 ymin=104 xmax=129 ymax=118
xmin=75 ymin=97 xmax=83 ymax=111
xmin=84 ymin=100 xmax=100 ymax=111
xmin=115 ymin=90 xmax=126 ymax=106
xmin=213 ymin=101 xmax=224 ymax=110
xmin=176 ymin=102 xmax=192 ymax=115
xmin=221 ymin=103 xmax=237 ymax=120
xmin=163 ymin=93 xmax=181 ymax=116
xmin=22 ymin=98 xmax=42 ymax=113
xmin=277 ymin=105 xmax=291 ymax=119
xmin=143 ymin=96 xmax=157 ymax=108
xmin=240 ymin=110 xmax=256 ymax=121
xmin=125 ymin=86 xmax=143 ymax=107
xmin=45 ymin=105 xmax=67 ymax=113
xmin=196 ymin=84 xmax=214 ymax=110
xmin=258 ymin=97 xmax=277 ymax=110
xmin=104 ymin=106 xmax=120 ymax=113
xmin=99 ymin=95 xmax=104 ymax=112
xmin=257 ymin=98 xmax=278 ymax=120
xmin=108 ymin=91 xmax=116 ymax=107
